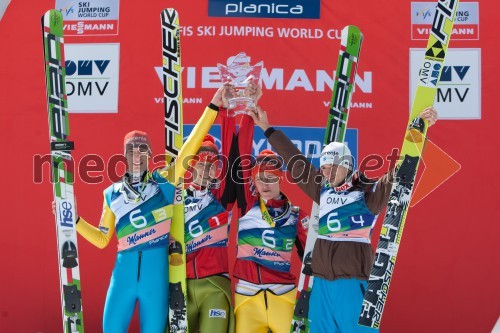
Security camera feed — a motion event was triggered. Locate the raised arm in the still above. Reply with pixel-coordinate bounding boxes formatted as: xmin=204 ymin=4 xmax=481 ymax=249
xmin=361 ymin=171 xmax=395 ymax=215
xmin=235 ymin=82 xmax=264 ymax=213
xmin=217 ymin=81 xmax=263 ymax=214
xmin=365 ymin=106 xmax=438 ymax=214
xmin=236 ymin=113 xmax=258 ymax=213
xmin=162 ymin=86 xmax=226 ymax=185
xmin=172 ymin=106 xmax=218 ymax=183
xmin=295 ymin=208 xmax=309 ymax=260
xmin=249 ymin=107 xmax=323 ymax=204
xmin=212 ymin=86 xmax=236 ymax=205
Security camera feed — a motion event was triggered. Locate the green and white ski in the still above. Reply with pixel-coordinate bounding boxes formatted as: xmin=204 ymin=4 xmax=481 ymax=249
xmin=358 ymin=0 xmax=459 ymax=328
xmin=291 ymin=25 xmax=363 ymax=333
xmin=162 ymin=8 xmax=188 ymax=333
xmin=42 ymin=9 xmax=84 ymax=333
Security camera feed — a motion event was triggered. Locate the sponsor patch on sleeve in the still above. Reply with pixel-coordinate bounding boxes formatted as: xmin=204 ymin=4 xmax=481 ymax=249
xmin=209 ymin=309 xmax=227 ymax=319
xmin=301 ymin=216 xmax=309 ymax=229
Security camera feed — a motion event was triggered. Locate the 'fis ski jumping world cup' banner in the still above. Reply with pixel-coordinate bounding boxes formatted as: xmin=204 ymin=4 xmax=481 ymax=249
xmin=55 ymin=0 xmax=120 ymax=36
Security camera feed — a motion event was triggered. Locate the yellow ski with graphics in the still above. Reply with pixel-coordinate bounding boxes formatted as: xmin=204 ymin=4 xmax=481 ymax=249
xmin=162 ymin=8 xmax=188 ymax=333
xmin=359 ymin=0 xmax=459 ymax=328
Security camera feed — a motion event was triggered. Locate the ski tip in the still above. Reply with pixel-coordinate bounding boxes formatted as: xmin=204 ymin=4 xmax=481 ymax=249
xmin=341 ymin=25 xmax=362 ymax=35
xmin=42 ymin=10 xmax=64 ymax=39
xmin=341 ymin=25 xmax=363 ymax=48
xmin=162 ymin=8 xmax=179 ymax=16
xmin=42 ymin=9 xmax=53 ymax=18
xmin=161 ymin=8 xmax=180 ymax=24
xmin=43 ymin=9 xmax=63 ymax=30
xmin=345 ymin=25 xmax=361 ymax=31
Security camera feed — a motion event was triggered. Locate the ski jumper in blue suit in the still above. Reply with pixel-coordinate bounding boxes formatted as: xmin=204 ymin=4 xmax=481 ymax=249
xmin=79 ymin=171 xmax=175 ymax=333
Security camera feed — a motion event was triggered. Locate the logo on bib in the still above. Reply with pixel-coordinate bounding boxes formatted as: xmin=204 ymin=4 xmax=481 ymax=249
xmin=209 ymin=309 xmax=226 ymax=318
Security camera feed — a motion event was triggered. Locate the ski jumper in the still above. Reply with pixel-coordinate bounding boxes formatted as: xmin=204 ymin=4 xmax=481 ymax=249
xmin=230 ymin=115 xmax=308 ymax=333
xmin=234 ymin=195 xmax=307 ymax=333
xmin=76 ymin=105 xmax=219 ymax=333
xmin=265 ymin=128 xmax=393 ymax=333
xmin=184 ymin=109 xmax=237 ymax=333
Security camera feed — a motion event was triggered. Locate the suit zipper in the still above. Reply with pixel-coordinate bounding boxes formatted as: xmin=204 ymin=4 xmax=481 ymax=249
xmin=194 ymin=256 xmax=198 ymax=279
xmin=137 ymin=251 xmax=142 ymax=281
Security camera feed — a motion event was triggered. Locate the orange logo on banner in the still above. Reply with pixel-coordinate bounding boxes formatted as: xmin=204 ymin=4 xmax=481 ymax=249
xmin=410 ymin=139 xmax=461 ymax=207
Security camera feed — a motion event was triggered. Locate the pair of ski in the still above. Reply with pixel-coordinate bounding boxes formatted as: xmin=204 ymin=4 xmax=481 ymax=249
xmin=291 ymin=0 xmax=459 ymax=331
xmin=42 ymin=8 xmax=188 ymax=333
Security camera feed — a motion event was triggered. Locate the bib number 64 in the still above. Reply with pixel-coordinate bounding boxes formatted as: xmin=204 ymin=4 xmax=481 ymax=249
xmin=327 ymin=213 xmax=366 ymax=232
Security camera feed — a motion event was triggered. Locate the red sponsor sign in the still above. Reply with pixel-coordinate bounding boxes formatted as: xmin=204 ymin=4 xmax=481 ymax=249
xmin=63 ymin=19 xmax=118 ymax=36
xmin=412 ymin=24 xmax=479 ymax=40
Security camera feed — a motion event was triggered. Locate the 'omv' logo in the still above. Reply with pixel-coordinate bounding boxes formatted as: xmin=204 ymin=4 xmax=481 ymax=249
xmin=208 ymin=0 xmax=320 ymax=19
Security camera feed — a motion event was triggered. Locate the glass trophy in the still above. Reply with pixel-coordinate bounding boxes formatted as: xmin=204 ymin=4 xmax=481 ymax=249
xmin=217 ymin=52 xmax=263 ymax=117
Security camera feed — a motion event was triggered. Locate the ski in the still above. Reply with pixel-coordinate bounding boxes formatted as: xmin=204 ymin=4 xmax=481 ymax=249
xmin=291 ymin=25 xmax=363 ymax=333
xmin=162 ymin=8 xmax=188 ymax=333
xmin=41 ymin=9 xmax=84 ymax=333
xmin=358 ymin=0 xmax=459 ymax=328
